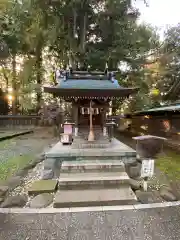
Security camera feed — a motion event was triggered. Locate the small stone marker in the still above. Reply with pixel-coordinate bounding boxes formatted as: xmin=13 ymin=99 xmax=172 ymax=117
xmin=28 ymin=180 xmax=58 ymax=195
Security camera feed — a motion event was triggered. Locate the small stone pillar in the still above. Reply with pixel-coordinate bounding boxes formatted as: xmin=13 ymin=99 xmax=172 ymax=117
xmin=101 ymin=108 xmax=107 ymax=136
xmin=103 ymin=126 xmax=107 ymax=136
xmin=74 ymin=127 xmax=78 ymax=137
xmin=106 ymin=119 xmax=116 ymax=142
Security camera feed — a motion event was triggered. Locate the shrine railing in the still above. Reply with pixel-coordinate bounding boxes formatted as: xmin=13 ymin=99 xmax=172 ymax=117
xmin=0 ymin=115 xmax=40 ymax=127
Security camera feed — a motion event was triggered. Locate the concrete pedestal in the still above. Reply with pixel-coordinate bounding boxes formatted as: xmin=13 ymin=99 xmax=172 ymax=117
xmin=44 ymin=138 xmax=136 ymax=178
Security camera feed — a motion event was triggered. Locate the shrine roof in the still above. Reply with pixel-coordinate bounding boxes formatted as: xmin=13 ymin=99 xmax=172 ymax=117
xmin=56 ymin=79 xmax=121 ymax=89
xmin=44 ymin=71 xmax=138 ymax=99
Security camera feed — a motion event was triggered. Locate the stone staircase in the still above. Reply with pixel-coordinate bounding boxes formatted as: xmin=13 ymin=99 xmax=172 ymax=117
xmin=53 ymin=160 xmax=137 ymax=208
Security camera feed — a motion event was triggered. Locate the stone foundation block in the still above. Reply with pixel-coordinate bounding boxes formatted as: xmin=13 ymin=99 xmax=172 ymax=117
xmin=28 ymin=180 xmax=58 ymax=195
xmin=29 ymin=193 xmax=53 ymax=208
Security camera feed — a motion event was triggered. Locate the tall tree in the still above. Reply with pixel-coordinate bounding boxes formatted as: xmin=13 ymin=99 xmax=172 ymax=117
xmin=160 ymin=24 xmax=180 ymax=102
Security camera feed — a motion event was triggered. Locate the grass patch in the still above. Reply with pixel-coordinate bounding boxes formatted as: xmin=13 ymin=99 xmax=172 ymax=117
xmin=0 ymin=154 xmax=33 ymax=181
xmin=156 ymin=150 xmax=180 ymax=181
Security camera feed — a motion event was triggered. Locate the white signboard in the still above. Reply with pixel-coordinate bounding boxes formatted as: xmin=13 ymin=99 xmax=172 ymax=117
xmin=141 ymin=159 xmax=154 ymax=178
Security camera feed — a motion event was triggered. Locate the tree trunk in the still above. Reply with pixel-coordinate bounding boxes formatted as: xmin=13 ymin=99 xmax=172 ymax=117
xmin=35 ymin=43 xmax=43 ymax=111
xmin=2 ymin=65 xmax=9 ymax=92
xmin=73 ymin=8 xmax=77 ymax=38
xmin=12 ymin=54 xmax=17 ymax=115
xmin=80 ymin=13 xmax=87 ymax=54
xmin=78 ymin=12 xmax=87 ymax=68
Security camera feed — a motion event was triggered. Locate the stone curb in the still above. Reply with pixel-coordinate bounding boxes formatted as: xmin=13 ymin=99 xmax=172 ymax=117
xmin=0 ymin=201 xmax=180 ymax=214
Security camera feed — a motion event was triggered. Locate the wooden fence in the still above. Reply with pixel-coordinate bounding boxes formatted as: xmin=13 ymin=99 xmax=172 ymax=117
xmin=0 ymin=115 xmax=40 ymax=127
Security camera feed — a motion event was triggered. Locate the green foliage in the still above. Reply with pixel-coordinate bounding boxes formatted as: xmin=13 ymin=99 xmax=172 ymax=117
xmin=156 ymin=150 xmax=180 ymax=181
xmin=0 ymin=0 xmax=162 ymax=113
xmin=19 ymin=57 xmax=36 ymax=85
xmin=160 ymin=24 xmax=180 ymax=101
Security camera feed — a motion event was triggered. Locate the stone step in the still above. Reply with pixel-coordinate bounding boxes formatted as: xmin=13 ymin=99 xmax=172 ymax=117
xmin=58 ymin=172 xmax=129 ymax=190
xmin=54 ymin=187 xmax=137 ymax=208
xmin=72 ymin=143 xmax=110 ymax=149
xmin=75 ymin=156 xmax=136 ymax=164
xmin=61 ymin=160 xmax=125 ymax=173
xmin=73 ymin=137 xmax=109 ymax=143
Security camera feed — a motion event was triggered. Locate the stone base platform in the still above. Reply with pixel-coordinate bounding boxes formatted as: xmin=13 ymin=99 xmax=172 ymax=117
xmin=41 ymin=138 xmax=137 ymax=208
xmin=43 ymin=138 xmax=136 ymax=180
xmin=45 ymin=138 xmax=136 ymax=160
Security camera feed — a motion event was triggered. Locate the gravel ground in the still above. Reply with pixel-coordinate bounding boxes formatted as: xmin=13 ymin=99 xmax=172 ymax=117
xmin=0 ymin=127 xmax=57 ymax=164
xmin=12 ymin=161 xmax=56 ymax=208
xmin=10 ymin=161 xmax=44 ymax=206
xmin=0 ymin=127 xmax=57 ymax=205
xmin=0 ymin=127 xmax=58 ymax=204
xmin=1 ymin=206 xmax=180 ymax=239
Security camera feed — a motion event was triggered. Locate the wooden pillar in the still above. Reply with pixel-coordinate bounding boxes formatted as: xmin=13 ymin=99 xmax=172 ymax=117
xmin=72 ymin=102 xmax=79 ymax=136
xmin=88 ymin=100 xmax=95 ymax=141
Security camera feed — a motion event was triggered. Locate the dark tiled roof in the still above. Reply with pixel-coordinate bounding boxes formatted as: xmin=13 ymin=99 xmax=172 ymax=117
xmin=44 ymin=71 xmax=138 ymax=98
xmin=57 ymin=79 xmax=121 ymax=89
